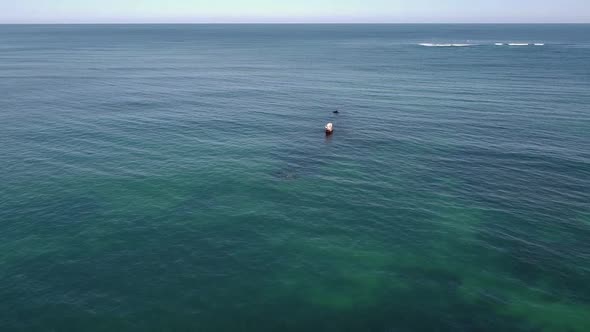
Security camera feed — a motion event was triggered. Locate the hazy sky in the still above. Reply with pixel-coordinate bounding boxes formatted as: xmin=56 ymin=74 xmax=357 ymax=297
xmin=1 ymin=0 xmax=589 ymax=23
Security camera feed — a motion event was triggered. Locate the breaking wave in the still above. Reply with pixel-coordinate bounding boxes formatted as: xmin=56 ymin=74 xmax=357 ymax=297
xmin=505 ymin=43 xmax=545 ymax=46
xmin=419 ymin=42 xmax=546 ymax=47
xmin=419 ymin=43 xmax=474 ymax=47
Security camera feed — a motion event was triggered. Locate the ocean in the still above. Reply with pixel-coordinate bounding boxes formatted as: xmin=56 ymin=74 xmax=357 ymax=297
xmin=0 ymin=24 xmax=589 ymax=331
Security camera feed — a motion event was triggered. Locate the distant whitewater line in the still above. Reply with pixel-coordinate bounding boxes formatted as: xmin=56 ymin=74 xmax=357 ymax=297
xmin=419 ymin=42 xmax=545 ymax=47
xmin=419 ymin=43 xmax=474 ymax=47
xmin=505 ymin=43 xmax=545 ymax=46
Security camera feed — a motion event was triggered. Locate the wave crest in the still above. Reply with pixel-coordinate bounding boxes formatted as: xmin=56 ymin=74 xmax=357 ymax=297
xmin=419 ymin=43 xmax=473 ymax=47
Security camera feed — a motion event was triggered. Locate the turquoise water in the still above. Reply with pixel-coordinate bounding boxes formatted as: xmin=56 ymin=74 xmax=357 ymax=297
xmin=1 ymin=24 xmax=589 ymax=331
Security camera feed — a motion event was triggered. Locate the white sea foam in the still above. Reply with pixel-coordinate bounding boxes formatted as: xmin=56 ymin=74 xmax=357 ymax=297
xmin=505 ymin=43 xmax=545 ymax=47
xmin=419 ymin=42 xmax=544 ymax=48
xmin=419 ymin=43 xmax=473 ymax=47
xmin=419 ymin=43 xmax=451 ymax=47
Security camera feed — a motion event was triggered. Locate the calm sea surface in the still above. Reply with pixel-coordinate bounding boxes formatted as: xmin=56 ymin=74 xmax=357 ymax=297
xmin=1 ymin=24 xmax=589 ymax=331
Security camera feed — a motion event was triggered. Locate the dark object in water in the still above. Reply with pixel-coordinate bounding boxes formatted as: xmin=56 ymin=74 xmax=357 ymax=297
xmin=273 ymin=169 xmax=299 ymax=181
xmin=333 ymin=110 xmax=339 ymax=114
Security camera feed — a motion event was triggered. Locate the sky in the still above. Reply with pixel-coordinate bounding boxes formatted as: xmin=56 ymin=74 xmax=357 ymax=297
xmin=0 ymin=0 xmax=589 ymax=24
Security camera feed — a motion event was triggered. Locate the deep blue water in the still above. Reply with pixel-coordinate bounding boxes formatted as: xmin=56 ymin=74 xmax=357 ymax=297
xmin=1 ymin=24 xmax=589 ymax=331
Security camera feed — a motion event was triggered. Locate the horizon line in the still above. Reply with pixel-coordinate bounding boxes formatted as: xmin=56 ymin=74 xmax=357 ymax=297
xmin=1 ymin=22 xmax=589 ymax=25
